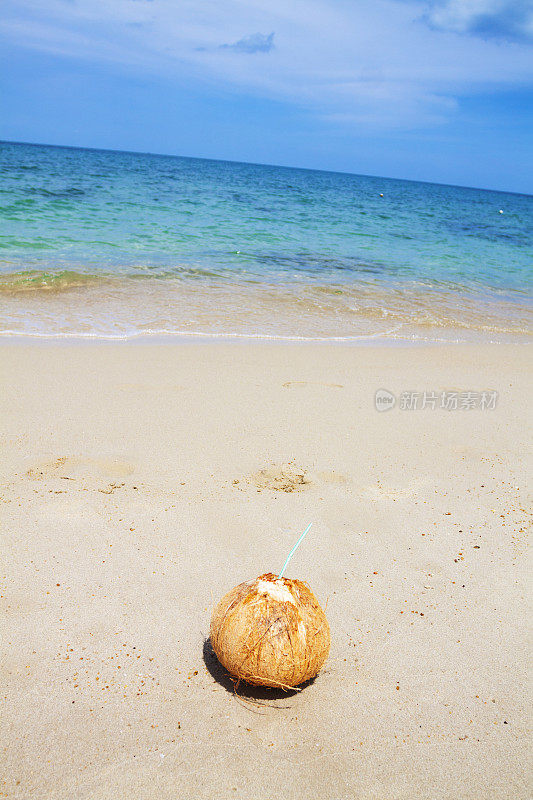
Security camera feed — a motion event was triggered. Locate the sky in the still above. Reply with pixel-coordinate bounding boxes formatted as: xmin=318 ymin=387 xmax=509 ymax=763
xmin=0 ymin=0 xmax=532 ymax=193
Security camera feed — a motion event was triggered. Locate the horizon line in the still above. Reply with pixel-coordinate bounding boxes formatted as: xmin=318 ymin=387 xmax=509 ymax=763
xmin=1 ymin=138 xmax=531 ymax=198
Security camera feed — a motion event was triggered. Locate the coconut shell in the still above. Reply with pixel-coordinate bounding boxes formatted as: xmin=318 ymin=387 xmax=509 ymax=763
xmin=210 ymin=572 xmax=330 ymax=688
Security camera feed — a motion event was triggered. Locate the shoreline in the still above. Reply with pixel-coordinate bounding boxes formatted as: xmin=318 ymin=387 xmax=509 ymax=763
xmin=2 ymin=273 xmax=531 ymax=347
xmin=0 ymin=331 xmax=531 ymax=347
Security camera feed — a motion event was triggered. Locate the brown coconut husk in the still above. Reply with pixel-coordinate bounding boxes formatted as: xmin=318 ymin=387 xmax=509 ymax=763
xmin=210 ymin=572 xmax=330 ymax=689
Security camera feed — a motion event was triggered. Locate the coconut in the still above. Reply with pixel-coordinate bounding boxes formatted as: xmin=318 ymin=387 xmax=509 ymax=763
xmin=210 ymin=572 xmax=330 ymax=689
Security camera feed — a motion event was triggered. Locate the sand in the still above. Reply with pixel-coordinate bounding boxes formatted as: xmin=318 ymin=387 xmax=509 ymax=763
xmin=0 ymin=341 xmax=530 ymax=799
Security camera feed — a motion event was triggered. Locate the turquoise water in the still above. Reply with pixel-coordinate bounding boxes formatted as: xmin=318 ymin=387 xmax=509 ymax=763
xmin=1 ymin=140 xmax=532 ymax=341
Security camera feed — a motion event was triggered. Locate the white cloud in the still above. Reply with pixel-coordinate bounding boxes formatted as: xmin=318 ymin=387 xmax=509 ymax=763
xmin=424 ymin=0 xmax=533 ymax=43
xmin=219 ymin=32 xmax=275 ymax=53
xmin=1 ymin=0 xmax=531 ymax=129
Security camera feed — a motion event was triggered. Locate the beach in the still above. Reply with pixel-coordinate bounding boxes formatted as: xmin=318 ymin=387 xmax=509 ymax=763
xmin=1 ymin=340 xmax=530 ymax=799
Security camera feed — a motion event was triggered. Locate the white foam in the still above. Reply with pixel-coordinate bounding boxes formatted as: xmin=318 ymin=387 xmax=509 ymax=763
xmin=0 ymin=328 xmax=404 ymax=342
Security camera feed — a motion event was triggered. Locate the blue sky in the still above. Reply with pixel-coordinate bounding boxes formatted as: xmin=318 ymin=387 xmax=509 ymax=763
xmin=1 ymin=0 xmax=532 ymax=193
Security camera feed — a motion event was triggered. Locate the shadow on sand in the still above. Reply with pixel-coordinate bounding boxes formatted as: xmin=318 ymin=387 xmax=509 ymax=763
xmin=202 ymin=638 xmax=316 ymax=705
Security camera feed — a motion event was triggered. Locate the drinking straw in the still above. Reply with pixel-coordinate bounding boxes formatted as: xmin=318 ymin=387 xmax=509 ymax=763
xmin=278 ymin=523 xmax=313 ymax=578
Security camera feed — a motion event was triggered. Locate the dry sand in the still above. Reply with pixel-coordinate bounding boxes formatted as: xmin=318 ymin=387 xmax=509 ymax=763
xmin=0 ymin=341 xmax=531 ymax=799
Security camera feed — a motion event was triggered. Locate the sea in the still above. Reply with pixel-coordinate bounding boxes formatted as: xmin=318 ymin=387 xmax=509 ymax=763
xmin=1 ymin=140 xmax=532 ymax=343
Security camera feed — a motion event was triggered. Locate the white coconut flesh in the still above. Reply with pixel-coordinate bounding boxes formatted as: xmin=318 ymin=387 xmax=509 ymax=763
xmin=255 ymin=579 xmax=295 ymax=604
xmin=254 ymin=579 xmax=307 ymax=642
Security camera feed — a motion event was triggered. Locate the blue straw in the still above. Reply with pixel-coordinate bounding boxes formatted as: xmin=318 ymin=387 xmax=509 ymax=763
xmin=278 ymin=523 xmax=313 ymax=579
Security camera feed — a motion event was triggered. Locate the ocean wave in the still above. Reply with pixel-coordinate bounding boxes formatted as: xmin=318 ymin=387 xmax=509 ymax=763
xmin=0 ymin=269 xmax=109 ymax=293
xmin=0 ymin=274 xmax=531 ymax=344
xmin=0 ymin=326 xmax=407 ymax=342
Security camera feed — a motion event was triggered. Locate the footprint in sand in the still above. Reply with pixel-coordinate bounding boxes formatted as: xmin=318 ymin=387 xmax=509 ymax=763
xmin=117 ymin=383 xmax=184 ymax=392
xmin=282 ymin=381 xmax=344 ymax=389
xmin=237 ymin=463 xmax=351 ymax=492
xmin=247 ymin=465 xmax=311 ymax=493
xmin=25 ymin=456 xmax=135 ymax=482
xmin=363 ymin=482 xmax=419 ymax=502
xmin=317 ymin=470 xmax=349 ymax=485
xmin=241 ymin=466 xmax=349 ymax=492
